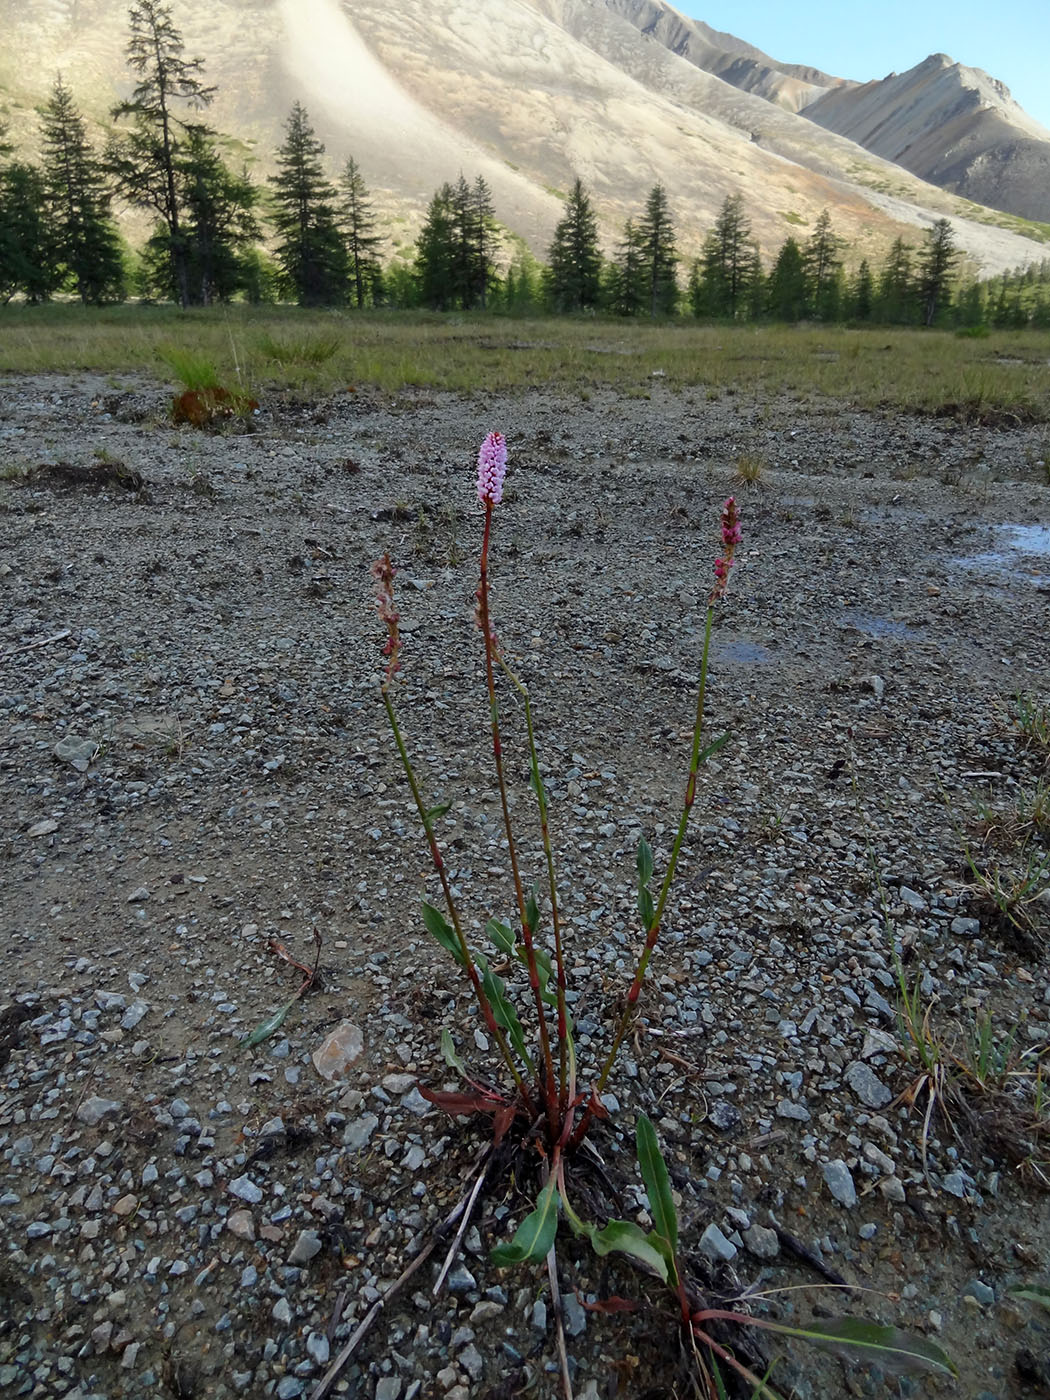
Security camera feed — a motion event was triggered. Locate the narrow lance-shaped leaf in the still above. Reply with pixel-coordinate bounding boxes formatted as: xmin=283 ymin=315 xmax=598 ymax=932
xmin=525 ymin=887 xmax=540 ymax=936
xmin=491 ymin=1177 xmax=559 ymax=1266
xmin=636 ymin=836 xmax=654 ymax=888
xmin=764 ymin=1318 xmax=957 ymax=1378
xmin=239 ymin=997 xmax=296 ymax=1049
xmin=440 ymin=1028 xmax=469 ymax=1081
xmin=421 ymin=901 xmax=465 ymax=966
xmin=636 ymin=1113 xmax=678 ymax=1255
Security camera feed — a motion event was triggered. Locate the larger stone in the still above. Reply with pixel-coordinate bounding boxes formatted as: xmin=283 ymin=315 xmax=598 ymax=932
xmin=822 ymin=1159 xmax=857 ymax=1208
xmin=77 ymin=1096 xmax=122 ymax=1126
xmin=312 ymin=1022 xmax=364 ymax=1080
xmin=844 ymin=1061 xmax=893 ymax=1109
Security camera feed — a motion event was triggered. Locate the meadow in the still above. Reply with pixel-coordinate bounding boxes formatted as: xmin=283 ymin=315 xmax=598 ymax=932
xmin=2 ymin=304 xmax=1049 ymax=420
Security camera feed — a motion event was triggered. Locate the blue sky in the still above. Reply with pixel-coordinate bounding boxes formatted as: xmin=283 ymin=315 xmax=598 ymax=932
xmin=677 ymin=2 xmax=1050 ymax=131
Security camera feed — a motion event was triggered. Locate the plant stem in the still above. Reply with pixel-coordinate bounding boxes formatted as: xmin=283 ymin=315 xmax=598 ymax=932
xmin=477 ymin=504 xmax=559 ymax=1138
xmin=588 ymin=604 xmax=716 ymax=1116
xmin=381 ymin=686 xmax=536 ymax=1104
xmin=497 ymin=652 xmax=570 ymax=1109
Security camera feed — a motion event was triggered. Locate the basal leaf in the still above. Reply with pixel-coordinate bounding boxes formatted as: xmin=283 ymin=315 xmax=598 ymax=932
xmin=239 ymin=998 xmax=294 ymax=1049
xmin=421 ymin=901 xmax=465 ymax=966
xmin=636 ymin=1113 xmax=678 ymax=1254
xmin=581 ymin=1218 xmax=672 ymax=1282
xmin=491 ymin=1178 xmax=559 ymax=1266
xmin=1008 ymin=1284 xmax=1050 ymax=1312
xmin=636 ymin=836 xmax=654 ymax=889
xmin=770 ymin=1318 xmax=957 ymax=1377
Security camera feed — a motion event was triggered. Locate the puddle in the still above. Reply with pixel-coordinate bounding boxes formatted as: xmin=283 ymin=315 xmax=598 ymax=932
xmin=841 ymin=611 xmax=925 ymax=640
xmin=961 ymin=522 xmax=1050 ymax=586
xmin=713 ymin=638 xmax=774 ymax=664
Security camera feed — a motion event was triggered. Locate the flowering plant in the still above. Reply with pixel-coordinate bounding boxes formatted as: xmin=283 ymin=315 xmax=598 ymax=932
xmin=371 ymin=437 xmax=955 ymax=1398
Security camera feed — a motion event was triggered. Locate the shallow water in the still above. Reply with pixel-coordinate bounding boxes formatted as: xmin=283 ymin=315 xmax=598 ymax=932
xmin=964 ymin=522 xmax=1050 ymax=586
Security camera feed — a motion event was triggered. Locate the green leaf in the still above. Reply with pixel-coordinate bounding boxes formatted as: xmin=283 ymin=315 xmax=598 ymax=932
xmin=486 ymin=918 xmax=515 ymax=956
xmin=424 ymin=799 xmax=452 ymax=823
xmin=421 ymin=901 xmax=465 ymax=966
xmin=636 ymin=836 xmax=654 ymax=889
xmin=482 ymin=965 xmax=529 ymax=1066
xmin=491 ymin=1178 xmax=559 ymax=1266
xmin=525 ymin=888 xmax=540 ymax=935
xmin=1009 ymin=1284 xmax=1050 ymax=1312
xmin=698 ymin=732 xmax=729 ymax=765
xmin=440 ymin=1028 xmax=469 ymax=1080
xmin=638 ymin=886 xmax=655 ymax=931
xmin=239 ymin=998 xmax=295 ymax=1049
xmin=581 ymin=1218 xmax=672 ymax=1282
xmin=636 ymin=1113 xmax=678 ymax=1254
xmin=766 ymin=1318 xmax=956 ymax=1377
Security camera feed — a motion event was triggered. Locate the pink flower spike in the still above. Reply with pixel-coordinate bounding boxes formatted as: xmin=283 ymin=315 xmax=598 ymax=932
xmin=476 ymin=431 xmax=508 ymax=506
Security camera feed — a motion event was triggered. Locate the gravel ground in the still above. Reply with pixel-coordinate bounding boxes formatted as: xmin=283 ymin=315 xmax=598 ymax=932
xmin=1 ymin=371 xmax=1049 ymax=1400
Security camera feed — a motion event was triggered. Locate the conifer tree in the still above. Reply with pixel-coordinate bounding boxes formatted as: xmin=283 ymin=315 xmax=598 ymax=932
xmin=339 ymin=156 xmax=383 ymax=308
xmin=415 ymin=184 xmax=456 ymax=309
xmin=546 ymin=178 xmax=602 ymax=312
xmin=108 ymin=0 xmax=214 ymax=307
xmin=691 ymin=193 xmax=759 ymax=318
xmin=270 ymin=102 xmax=346 ymax=306
xmin=606 ymin=219 xmax=647 ymax=315
xmin=851 ymin=258 xmax=874 ymax=321
xmin=40 ymin=76 xmax=125 ymax=303
xmin=802 ymin=209 xmax=842 ymax=319
xmin=877 ymin=237 xmax=915 ymax=324
xmin=916 ymin=217 xmax=959 ymax=327
xmin=636 ymin=185 xmax=678 ymax=315
xmin=0 ymin=161 xmax=62 ymax=302
xmin=765 ymin=237 xmax=806 ymax=321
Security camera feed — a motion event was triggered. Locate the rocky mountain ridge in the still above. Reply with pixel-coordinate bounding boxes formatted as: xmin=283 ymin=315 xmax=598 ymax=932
xmin=0 ymin=0 xmax=1047 ymax=273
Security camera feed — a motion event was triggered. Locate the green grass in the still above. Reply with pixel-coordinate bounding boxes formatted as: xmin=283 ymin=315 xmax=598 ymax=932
xmin=1 ymin=303 xmax=1049 ymax=417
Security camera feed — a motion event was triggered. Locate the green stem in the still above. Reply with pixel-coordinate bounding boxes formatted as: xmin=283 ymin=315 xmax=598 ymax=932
xmin=478 ymin=504 xmax=559 ymax=1140
xmin=578 ymin=604 xmax=716 ymax=1142
xmin=381 ymin=686 xmax=536 ymax=1103
xmin=497 ymin=651 xmax=570 ymax=1109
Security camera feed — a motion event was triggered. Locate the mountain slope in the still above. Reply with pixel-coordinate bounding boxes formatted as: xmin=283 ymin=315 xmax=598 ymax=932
xmin=0 ymin=0 xmax=1046 ymax=275
xmin=802 ymin=53 xmax=1050 ymax=223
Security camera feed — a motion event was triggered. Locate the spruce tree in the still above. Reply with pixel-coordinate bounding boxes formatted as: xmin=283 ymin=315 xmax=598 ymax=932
xmin=339 ymin=156 xmax=383 ymax=308
xmin=637 ymin=185 xmax=678 ymax=316
xmin=877 ymin=238 xmax=915 ymax=324
xmin=0 ymin=161 xmax=62 ymax=303
xmin=108 ymin=0 xmax=214 ymax=307
xmin=802 ymin=209 xmax=842 ymax=319
xmin=607 ymin=219 xmax=647 ymax=315
xmin=691 ymin=194 xmax=759 ymax=319
xmin=916 ymin=218 xmax=959 ymax=327
xmin=546 ymin=178 xmax=602 ymax=312
xmin=177 ymin=126 xmax=258 ymax=303
xmin=40 ymin=76 xmax=125 ymax=304
xmin=765 ymin=237 xmax=806 ymax=321
xmin=415 ymin=184 xmax=456 ymax=309
xmin=270 ymin=102 xmax=346 ymax=306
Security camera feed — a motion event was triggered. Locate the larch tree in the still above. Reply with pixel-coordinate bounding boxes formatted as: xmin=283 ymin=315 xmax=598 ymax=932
xmin=339 ymin=156 xmax=383 ymax=308
xmin=108 ymin=0 xmax=214 ymax=307
xmin=636 ymin=184 xmax=678 ymax=316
